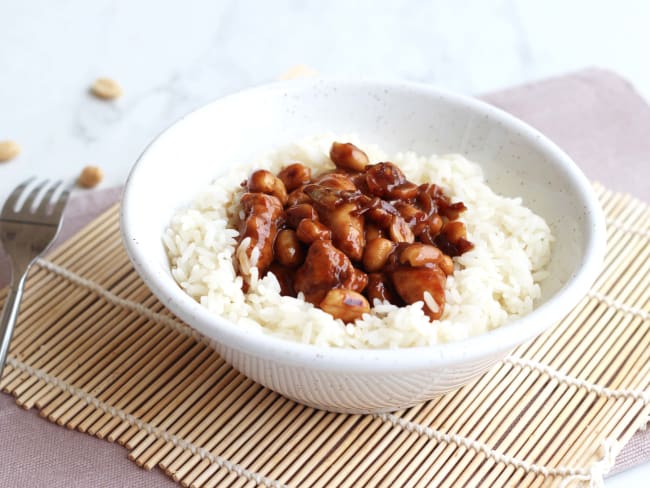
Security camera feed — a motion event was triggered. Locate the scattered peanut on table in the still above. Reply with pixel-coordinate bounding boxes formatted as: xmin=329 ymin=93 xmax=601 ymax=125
xmin=90 ymin=77 xmax=123 ymax=100
xmin=236 ymin=142 xmax=474 ymax=323
xmin=0 ymin=140 xmax=20 ymax=162
xmin=77 ymin=165 xmax=104 ymax=188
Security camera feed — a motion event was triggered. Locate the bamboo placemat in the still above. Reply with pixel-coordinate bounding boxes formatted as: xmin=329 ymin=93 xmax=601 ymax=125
xmin=1 ymin=182 xmax=649 ymax=487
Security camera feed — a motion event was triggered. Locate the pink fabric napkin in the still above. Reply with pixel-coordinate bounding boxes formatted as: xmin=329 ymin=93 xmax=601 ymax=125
xmin=1 ymin=68 xmax=649 ymax=485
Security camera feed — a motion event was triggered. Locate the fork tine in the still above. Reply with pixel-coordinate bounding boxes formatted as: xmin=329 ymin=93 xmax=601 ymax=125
xmin=36 ymin=180 xmax=63 ymax=214
xmin=20 ymin=180 xmax=49 ymax=212
xmin=1 ymin=177 xmax=36 ymax=215
xmin=51 ymin=186 xmax=72 ymax=219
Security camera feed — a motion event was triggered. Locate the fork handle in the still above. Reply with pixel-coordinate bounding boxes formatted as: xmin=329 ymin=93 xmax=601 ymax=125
xmin=0 ymin=269 xmax=29 ymax=378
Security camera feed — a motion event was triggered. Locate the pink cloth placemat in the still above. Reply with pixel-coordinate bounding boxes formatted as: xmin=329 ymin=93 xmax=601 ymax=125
xmin=1 ymin=68 xmax=649 ymax=486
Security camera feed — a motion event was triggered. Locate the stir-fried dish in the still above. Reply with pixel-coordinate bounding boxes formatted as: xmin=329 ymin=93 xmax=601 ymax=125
xmin=236 ymin=142 xmax=474 ymax=323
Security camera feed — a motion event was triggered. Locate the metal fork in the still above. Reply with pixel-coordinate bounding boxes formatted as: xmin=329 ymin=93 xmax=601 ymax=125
xmin=0 ymin=179 xmax=70 ymax=377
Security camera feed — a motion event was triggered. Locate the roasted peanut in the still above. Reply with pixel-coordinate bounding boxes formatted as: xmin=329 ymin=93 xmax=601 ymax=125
xmin=440 ymin=255 xmax=454 ymax=275
xmin=363 ymin=238 xmax=395 ymax=272
xmin=365 ymin=223 xmax=384 ymax=241
xmin=286 ymin=185 xmax=311 ymax=206
xmin=398 ymin=243 xmax=443 ymax=268
xmin=274 ymin=229 xmax=305 ymax=267
xmin=285 ymin=203 xmax=318 ymax=228
xmin=247 ymin=169 xmax=277 ymax=192
xmin=427 ymin=214 xmax=444 ymax=234
xmin=319 ymin=289 xmax=370 ymax=322
xmin=329 ymin=142 xmax=370 ymax=172
xmin=389 ymin=216 xmax=415 ymax=243
xmin=390 ymin=182 xmax=419 ymax=200
xmin=314 ymin=172 xmax=357 ymax=191
xmin=77 ymin=165 xmax=104 ymax=188
xmin=248 ymin=169 xmax=288 ymax=205
xmin=442 ymin=201 xmax=467 ymax=220
xmin=397 ymin=243 xmax=454 ymax=274
xmin=296 ymin=219 xmax=331 ymax=243
xmin=278 ymin=163 xmax=311 ymax=192
xmin=441 ymin=221 xmax=467 ymax=241
xmin=0 ymin=140 xmax=20 ymax=162
xmin=90 ymin=77 xmax=123 ymax=100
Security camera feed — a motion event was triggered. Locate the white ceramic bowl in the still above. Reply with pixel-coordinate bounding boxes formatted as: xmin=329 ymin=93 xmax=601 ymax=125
xmin=121 ymin=79 xmax=605 ymax=414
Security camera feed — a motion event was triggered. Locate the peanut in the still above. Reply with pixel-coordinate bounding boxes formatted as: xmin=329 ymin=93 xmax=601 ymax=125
xmin=90 ymin=77 xmax=123 ymax=100
xmin=77 ymin=165 xmax=104 ymax=188
xmin=0 ymin=140 xmax=20 ymax=162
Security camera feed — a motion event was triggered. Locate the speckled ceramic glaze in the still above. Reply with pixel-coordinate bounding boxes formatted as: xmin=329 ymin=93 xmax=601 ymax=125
xmin=121 ymin=79 xmax=606 ymax=413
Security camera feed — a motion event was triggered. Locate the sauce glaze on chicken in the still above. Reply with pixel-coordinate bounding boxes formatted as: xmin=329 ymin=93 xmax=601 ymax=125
xmin=237 ymin=142 xmax=474 ymax=323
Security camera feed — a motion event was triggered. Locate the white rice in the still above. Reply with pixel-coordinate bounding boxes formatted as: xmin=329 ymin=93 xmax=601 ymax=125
xmin=163 ymin=135 xmax=553 ymax=348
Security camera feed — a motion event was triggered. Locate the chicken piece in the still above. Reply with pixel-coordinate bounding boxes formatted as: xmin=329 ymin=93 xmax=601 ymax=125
xmin=329 ymin=142 xmax=370 ymax=172
xmin=294 ymin=240 xmax=357 ymax=305
xmin=365 ymin=162 xmax=408 ymax=199
xmin=238 ymin=192 xmax=284 ymax=275
xmin=390 ymin=265 xmax=446 ymax=320
xmin=343 ymin=267 xmax=368 ymax=294
xmin=304 ymin=184 xmax=365 ymax=261
xmin=320 ymin=289 xmax=370 ymax=323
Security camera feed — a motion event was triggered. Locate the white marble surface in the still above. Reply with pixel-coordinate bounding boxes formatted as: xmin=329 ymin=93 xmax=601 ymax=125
xmin=2 ymin=0 xmax=650 ymax=201
xmin=1 ymin=0 xmax=649 ymax=485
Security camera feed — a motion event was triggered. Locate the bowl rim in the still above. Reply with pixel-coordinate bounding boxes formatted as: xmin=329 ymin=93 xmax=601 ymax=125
xmin=121 ymin=78 xmax=606 ymax=373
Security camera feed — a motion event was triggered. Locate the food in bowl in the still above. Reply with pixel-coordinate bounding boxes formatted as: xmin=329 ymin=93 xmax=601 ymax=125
xmin=163 ymin=135 xmax=553 ymax=348
xmin=235 ymin=142 xmax=474 ymax=324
